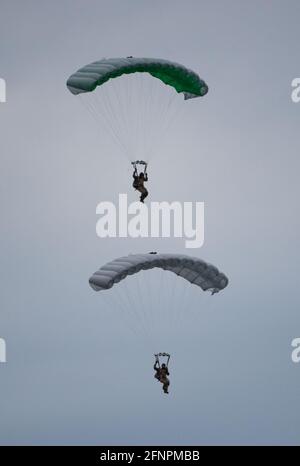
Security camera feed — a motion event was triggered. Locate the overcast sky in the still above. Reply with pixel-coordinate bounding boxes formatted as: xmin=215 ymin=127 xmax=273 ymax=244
xmin=0 ymin=0 xmax=300 ymax=445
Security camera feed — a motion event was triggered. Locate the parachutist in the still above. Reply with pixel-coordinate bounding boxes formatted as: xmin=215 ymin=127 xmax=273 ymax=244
xmin=132 ymin=161 xmax=148 ymax=203
xmin=154 ymin=354 xmax=170 ymax=394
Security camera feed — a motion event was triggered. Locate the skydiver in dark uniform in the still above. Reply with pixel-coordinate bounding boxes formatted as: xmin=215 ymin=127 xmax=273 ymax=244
xmin=132 ymin=161 xmax=148 ymax=203
xmin=154 ymin=354 xmax=170 ymax=394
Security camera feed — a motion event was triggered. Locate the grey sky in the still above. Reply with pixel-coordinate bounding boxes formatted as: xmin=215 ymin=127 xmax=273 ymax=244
xmin=0 ymin=0 xmax=299 ymax=445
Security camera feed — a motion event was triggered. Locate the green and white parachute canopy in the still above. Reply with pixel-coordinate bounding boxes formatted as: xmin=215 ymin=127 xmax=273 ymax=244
xmin=67 ymin=57 xmax=208 ymax=100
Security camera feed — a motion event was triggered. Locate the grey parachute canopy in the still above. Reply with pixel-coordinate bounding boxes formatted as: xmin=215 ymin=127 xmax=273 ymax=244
xmin=66 ymin=57 xmax=208 ymax=100
xmin=89 ymin=253 xmax=228 ymax=295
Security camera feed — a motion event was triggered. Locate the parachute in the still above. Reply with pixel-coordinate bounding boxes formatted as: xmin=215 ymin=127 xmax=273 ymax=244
xmin=89 ymin=253 xmax=228 ymax=294
xmin=89 ymin=253 xmax=228 ymax=348
xmin=66 ymin=57 xmax=208 ymax=99
xmin=66 ymin=57 xmax=208 ymax=161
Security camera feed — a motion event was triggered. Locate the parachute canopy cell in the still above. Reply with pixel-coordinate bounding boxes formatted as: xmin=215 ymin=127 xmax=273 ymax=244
xmin=89 ymin=253 xmax=228 ymax=295
xmin=66 ymin=57 xmax=208 ymax=100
